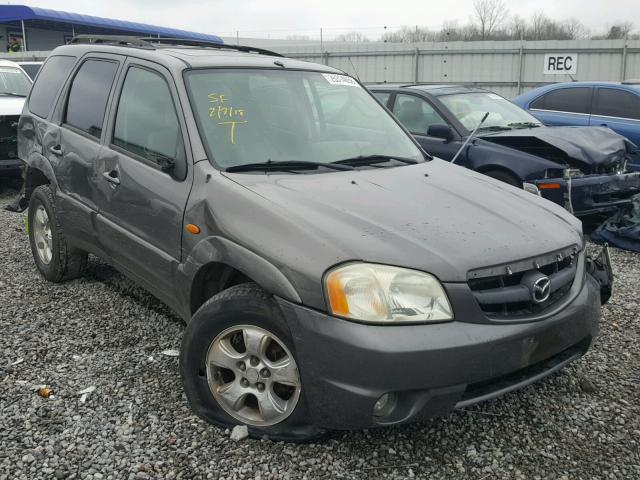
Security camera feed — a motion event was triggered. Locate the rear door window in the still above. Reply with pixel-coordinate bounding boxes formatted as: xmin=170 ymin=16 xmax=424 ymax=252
xmin=392 ymin=93 xmax=446 ymax=134
xmin=530 ymin=87 xmax=592 ymax=114
xmin=28 ymin=55 xmax=76 ymax=118
xmin=64 ymin=59 xmax=119 ymax=138
xmin=593 ymin=88 xmax=640 ymax=120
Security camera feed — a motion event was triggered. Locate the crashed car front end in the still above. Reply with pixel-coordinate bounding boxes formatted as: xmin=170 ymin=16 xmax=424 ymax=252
xmin=531 ymin=171 xmax=640 ymax=217
xmin=482 ymin=126 xmax=640 ymax=217
xmin=0 ymin=114 xmax=22 ymax=173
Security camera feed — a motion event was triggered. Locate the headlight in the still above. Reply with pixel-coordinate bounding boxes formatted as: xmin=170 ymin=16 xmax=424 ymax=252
xmin=325 ymin=263 xmax=453 ymax=323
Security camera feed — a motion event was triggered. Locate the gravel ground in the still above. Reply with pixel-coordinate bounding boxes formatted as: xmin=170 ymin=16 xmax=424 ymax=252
xmin=1 ymin=181 xmax=639 ymax=480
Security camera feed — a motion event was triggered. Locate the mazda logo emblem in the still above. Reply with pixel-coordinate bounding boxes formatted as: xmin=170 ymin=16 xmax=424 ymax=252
xmin=532 ymin=276 xmax=551 ymax=303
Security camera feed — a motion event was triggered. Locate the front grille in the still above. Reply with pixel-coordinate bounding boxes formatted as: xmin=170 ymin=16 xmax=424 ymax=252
xmin=468 ymin=247 xmax=580 ymax=319
xmin=0 ymin=115 xmax=19 ymax=160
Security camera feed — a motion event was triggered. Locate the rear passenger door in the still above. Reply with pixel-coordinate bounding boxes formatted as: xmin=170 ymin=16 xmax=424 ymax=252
xmin=390 ymin=93 xmax=462 ymax=160
xmin=50 ymin=55 xmax=122 ymax=250
xmin=528 ymin=86 xmax=592 ymax=126
xmin=95 ymin=59 xmax=192 ymax=302
xmin=589 ymin=87 xmax=640 ymax=146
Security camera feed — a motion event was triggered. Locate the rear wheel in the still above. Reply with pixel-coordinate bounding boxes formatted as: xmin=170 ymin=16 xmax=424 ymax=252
xmin=180 ymin=283 xmax=322 ymax=442
xmin=28 ymin=185 xmax=87 ymax=282
xmin=483 ymin=169 xmax=521 ymax=188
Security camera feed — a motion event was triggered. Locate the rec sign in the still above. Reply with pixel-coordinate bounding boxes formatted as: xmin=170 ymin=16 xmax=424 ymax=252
xmin=543 ymin=53 xmax=578 ymax=75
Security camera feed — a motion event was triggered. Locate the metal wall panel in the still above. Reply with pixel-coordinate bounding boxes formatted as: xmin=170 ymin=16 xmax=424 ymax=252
xmin=254 ymin=39 xmax=640 ymax=99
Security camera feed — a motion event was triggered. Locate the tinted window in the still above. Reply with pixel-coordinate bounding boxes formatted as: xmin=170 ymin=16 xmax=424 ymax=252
xmin=113 ymin=67 xmax=185 ymax=175
xmin=20 ymin=63 xmax=42 ymax=80
xmin=28 ymin=56 xmax=76 ymax=118
xmin=593 ymin=88 xmax=640 ymax=120
xmin=530 ymin=87 xmax=591 ymax=114
xmin=65 ymin=59 xmax=118 ymax=138
xmin=392 ymin=94 xmax=446 ymax=134
xmin=373 ymin=91 xmax=391 ymax=106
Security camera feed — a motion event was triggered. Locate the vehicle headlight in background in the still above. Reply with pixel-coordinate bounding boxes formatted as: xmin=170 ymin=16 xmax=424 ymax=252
xmin=562 ymin=168 xmax=583 ymax=178
xmin=325 ymin=263 xmax=453 ymax=323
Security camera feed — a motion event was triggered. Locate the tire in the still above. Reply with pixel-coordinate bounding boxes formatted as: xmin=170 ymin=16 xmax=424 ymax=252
xmin=180 ymin=283 xmax=323 ymax=442
xmin=28 ymin=185 xmax=87 ymax=282
xmin=483 ymin=169 xmax=522 ymax=188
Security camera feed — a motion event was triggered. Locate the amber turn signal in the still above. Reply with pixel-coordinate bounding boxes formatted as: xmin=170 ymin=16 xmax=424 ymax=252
xmin=186 ymin=224 xmax=201 ymax=235
xmin=538 ymin=183 xmax=561 ymax=190
xmin=325 ymin=270 xmax=350 ymax=317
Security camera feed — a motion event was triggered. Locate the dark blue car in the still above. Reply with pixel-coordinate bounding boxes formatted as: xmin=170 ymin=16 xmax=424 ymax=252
xmin=370 ymin=84 xmax=640 ymax=217
xmin=512 ymin=81 xmax=640 ymax=167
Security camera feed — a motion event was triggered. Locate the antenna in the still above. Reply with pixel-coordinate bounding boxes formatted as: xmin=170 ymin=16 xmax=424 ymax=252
xmin=451 ymin=112 xmax=489 ymax=164
xmin=347 ymin=56 xmax=361 ymax=82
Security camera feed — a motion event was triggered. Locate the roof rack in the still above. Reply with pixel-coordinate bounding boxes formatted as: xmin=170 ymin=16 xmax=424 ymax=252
xmin=69 ymin=35 xmax=283 ymax=57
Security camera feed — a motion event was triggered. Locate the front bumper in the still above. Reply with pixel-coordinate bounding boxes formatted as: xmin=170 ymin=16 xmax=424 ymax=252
xmin=534 ymin=172 xmax=640 ymax=216
xmin=278 ymin=274 xmax=601 ymax=430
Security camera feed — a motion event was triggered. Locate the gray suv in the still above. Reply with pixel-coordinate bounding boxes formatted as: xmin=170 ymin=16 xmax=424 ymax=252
xmin=18 ymin=36 xmax=611 ymax=442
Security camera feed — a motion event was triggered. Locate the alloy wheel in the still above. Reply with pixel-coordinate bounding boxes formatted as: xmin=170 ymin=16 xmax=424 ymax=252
xmin=206 ymin=325 xmax=301 ymax=426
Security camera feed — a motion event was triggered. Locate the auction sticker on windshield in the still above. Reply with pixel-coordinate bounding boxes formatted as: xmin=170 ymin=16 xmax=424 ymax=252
xmin=323 ymin=73 xmax=359 ymax=87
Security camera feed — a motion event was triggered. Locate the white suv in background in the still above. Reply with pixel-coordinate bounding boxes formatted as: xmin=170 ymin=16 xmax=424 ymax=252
xmin=0 ymin=59 xmax=32 ymax=176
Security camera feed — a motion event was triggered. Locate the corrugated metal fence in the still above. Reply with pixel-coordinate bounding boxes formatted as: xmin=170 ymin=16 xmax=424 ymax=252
xmin=7 ymin=39 xmax=640 ymax=99
xmin=256 ymin=39 xmax=640 ymax=99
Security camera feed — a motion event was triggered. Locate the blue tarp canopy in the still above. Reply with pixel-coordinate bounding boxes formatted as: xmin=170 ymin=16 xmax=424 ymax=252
xmin=0 ymin=5 xmax=223 ymax=44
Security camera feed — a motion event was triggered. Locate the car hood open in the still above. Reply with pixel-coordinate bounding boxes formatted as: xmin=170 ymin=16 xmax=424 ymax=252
xmin=479 ymin=126 xmax=633 ymax=172
xmin=223 ymin=160 xmax=583 ymax=284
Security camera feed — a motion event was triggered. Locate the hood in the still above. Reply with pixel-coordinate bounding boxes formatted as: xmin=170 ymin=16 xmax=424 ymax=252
xmin=0 ymin=96 xmax=26 ymax=116
xmin=479 ymin=126 xmax=632 ymax=173
xmin=223 ymin=160 xmax=582 ymax=285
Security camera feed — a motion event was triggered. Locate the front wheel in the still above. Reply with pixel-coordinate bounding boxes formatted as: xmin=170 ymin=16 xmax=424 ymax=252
xmin=180 ymin=283 xmax=322 ymax=442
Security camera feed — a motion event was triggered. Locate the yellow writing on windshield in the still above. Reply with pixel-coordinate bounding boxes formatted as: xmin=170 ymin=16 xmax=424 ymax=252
xmin=208 ymin=93 xmax=247 ymax=144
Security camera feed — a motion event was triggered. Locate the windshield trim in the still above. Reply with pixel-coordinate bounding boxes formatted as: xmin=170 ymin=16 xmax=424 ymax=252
xmin=183 ymin=66 xmax=429 ymax=173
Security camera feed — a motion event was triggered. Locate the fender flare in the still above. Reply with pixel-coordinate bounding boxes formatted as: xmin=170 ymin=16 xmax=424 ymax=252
xmin=24 ymin=152 xmax=58 ymax=194
xmin=181 ymin=236 xmax=302 ymax=307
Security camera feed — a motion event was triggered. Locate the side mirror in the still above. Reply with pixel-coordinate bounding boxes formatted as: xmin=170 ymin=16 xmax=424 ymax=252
xmin=427 ymin=124 xmax=454 ymax=141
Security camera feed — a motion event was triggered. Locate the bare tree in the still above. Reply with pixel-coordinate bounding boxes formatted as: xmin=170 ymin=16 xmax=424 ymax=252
xmin=604 ymin=22 xmax=634 ymax=39
xmin=335 ymin=31 xmax=370 ymax=43
xmin=473 ymin=0 xmax=509 ymax=40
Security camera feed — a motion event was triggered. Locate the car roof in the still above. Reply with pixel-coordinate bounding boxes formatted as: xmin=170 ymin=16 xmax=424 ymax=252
xmin=515 ymin=81 xmax=640 ymax=101
xmin=369 ymin=83 xmax=490 ymax=96
xmin=49 ymin=43 xmax=343 ymax=75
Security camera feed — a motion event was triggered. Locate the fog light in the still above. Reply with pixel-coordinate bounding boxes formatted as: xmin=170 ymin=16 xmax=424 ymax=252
xmin=373 ymin=393 xmax=397 ymax=417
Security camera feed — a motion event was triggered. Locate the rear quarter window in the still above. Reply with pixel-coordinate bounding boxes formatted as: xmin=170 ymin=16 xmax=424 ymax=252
xmin=28 ymin=55 xmax=76 ymax=119
xmin=530 ymin=87 xmax=591 ymax=114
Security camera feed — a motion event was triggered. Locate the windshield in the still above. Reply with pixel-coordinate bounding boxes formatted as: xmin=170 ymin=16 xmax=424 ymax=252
xmin=186 ymin=69 xmax=422 ymax=171
xmin=0 ymin=66 xmax=31 ymax=96
xmin=439 ymin=92 xmax=542 ymax=132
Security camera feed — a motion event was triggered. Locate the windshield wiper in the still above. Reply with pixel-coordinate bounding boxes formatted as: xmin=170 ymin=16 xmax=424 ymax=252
xmin=225 ymin=160 xmax=354 ymax=173
xmin=0 ymin=92 xmax=26 ymax=97
xmin=476 ymin=125 xmax=513 ymax=132
xmin=507 ymin=122 xmax=542 ymax=129
xmin=332 ymin=154 xmax=420 ymax=167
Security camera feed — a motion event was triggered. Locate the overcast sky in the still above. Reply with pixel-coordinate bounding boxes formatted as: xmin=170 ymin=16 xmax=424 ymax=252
xmin=22 ymin=0 xmax=640 ymax=39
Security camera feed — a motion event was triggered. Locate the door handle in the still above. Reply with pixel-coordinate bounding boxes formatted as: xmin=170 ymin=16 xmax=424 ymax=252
xmin=600 ymin=123 xmax=608 ymax=127
xmin=49 ymin=145 xmax=63 ymax=156
xmin=102 ymin=170 xmax=121 ymax=186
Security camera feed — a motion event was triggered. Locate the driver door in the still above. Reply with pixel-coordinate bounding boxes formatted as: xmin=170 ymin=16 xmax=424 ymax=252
xmin=390 ymin=93 xmax=462 ymax=160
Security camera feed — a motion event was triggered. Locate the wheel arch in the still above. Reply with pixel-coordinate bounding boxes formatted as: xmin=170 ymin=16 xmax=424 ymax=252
xmin=184 ymin=236 xmax=302 ymax=317
xmin=24 ymin=153 xmax=57 ymax=199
